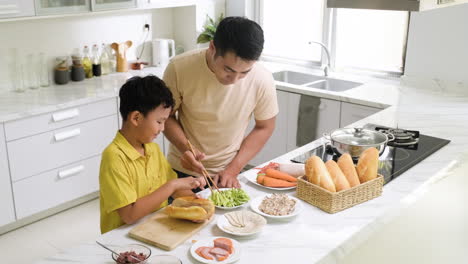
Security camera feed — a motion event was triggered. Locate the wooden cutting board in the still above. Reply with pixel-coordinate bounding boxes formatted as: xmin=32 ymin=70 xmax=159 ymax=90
xmin=128 ymin=210 xmax=213 ymax=251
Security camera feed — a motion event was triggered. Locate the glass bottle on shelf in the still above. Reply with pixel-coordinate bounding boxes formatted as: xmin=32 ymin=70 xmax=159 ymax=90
xmin=39 ymin=53 xmax=50 ymax=87
xmin=27 ymin=53 xmax=40 ymax=90
xmin=92 ymin=44 xmax=102 ymax=77
xmin=54 ymin=56 xmax=70 ymax=85
xmin=106 ymin=44 xmax=116 ymax=73
xmin=100 ymin=43 xmax=110 ymax=75
xmin=11 ymin=48 xmax=25 ymax=93
xmin=71 ymin=49 xmax=85 ymax=82
xmin=82 ymin=45 xmax=93 ymax=78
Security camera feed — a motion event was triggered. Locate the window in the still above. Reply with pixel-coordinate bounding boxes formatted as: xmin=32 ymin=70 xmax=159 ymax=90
xmin=334 ymin=8 xmax=409 ymax=73
xmin=258 ymin=1 xmax=409 ymax=75
xmin=260 ymin=0 xmax=325 ymax=63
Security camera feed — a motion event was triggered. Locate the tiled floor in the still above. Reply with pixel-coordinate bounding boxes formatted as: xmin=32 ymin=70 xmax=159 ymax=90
xmin=0 ymin=198 xmax=100 ymax=264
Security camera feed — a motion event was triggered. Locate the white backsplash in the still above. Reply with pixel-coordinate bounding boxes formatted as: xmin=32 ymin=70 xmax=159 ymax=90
xmin=0 ymin=6 xmax=206 ymax=93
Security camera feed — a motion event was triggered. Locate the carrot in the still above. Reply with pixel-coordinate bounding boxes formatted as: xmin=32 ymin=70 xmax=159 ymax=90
xmin=265 ymin=168 xmax=297 ymax=182
xmin=262 ymin=176 xmax=297 ymax=188
xmin=257 ymin=174 xmax=265 ymax=184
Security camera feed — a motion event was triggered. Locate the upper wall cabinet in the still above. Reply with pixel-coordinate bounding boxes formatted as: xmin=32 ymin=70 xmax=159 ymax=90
xmin=91 ymin=0 xmax=136 ymax=11
xmin=35 ymin=0 xmax=91 ymax=15
xmin=0 ymin=0 xmax=35 ymax=19
xmin=328 ymin=0 xmax=468 ymax=12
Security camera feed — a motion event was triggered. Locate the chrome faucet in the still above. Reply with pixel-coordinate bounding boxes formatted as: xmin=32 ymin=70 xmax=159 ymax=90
xmin=309 ymin=41 xmax=331 ymax=76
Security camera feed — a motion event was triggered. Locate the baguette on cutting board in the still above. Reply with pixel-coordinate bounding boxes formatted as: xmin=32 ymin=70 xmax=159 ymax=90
xmin=325 ymin=160 xmax=351 ymax=192
xmin=305 ymin=156 xmax=336 ymax=192
xmin=356 ymin=147 xmax=379 ymax=183
xmin=337 ymin=153 xmax=361 ymax=187
xmin=165 ymin=196 xmax=214 ymax=221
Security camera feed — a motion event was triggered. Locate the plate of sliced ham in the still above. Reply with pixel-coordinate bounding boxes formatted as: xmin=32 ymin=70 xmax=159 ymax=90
xmin=190 ymin=237 xmax=241 ymax=264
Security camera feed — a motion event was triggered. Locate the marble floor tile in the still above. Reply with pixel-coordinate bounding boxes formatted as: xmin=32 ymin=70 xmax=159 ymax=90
xmin=0 ymin=198 xmax=100 ymax=264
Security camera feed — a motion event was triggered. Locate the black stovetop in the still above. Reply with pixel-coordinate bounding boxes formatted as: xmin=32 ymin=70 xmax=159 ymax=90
xmin=290 ymin=124 xmax=451 ymax=185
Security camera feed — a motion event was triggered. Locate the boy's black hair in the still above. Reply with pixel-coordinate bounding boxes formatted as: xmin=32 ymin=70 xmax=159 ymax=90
xmin=119 ymin=75 xmax=175 ymax=121
xmin=213 ymin=16 xmax=264 ymax=61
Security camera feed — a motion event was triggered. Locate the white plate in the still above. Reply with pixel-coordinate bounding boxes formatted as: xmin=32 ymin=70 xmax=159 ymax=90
xmin=190 ymin=237 xmax=241 ymax=264
xmin=217 ymin=211 xmax=266 ymax=236
xmin=249 ymin=194 xmax=302 ymax=219
xmin=197 ymin=188 xmax=249 ymax=210
xmin=243 ymin=169 xmax=297 ymax=191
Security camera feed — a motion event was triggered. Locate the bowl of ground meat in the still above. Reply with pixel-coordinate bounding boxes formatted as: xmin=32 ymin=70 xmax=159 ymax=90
xmin=250 ymin=193 xmax=302 ymax=220
xmin=111 ymin=244 xmax=151 ymax=264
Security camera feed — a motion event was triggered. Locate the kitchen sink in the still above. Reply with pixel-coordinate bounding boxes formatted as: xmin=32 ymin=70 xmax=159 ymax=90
xmin=273 ymin=70 xmax=362 ymax=92
xmin=273 ymin=70 xmax=323 ymax=85
xmin=306 ymin=78 xmax=362 ymax=92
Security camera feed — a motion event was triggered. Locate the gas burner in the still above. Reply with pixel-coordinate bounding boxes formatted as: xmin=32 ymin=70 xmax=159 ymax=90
xmin=375 ymin=127 xmax=420 ymax=149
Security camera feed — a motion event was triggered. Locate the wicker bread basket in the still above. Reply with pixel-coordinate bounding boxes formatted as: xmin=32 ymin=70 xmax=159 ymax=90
xmin=297 ymin=174 xmax=384 ymax=214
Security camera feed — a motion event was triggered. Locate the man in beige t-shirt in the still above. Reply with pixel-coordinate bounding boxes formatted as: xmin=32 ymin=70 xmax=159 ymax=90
xmin=163 ymin=17 xmax=278 ymax=188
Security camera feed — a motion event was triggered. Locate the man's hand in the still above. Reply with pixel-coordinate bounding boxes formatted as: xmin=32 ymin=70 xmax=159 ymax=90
xmin=216 ymin=168 xmax=241 ymax=188
xmin=180 ymin=149 xmax=206 ymax=174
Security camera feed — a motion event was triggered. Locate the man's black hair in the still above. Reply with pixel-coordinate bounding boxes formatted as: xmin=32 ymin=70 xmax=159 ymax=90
xmin=119 ymin=75 xmax=175 ymax=121
xmin=213 ymin=16 xmax=264 ymax=61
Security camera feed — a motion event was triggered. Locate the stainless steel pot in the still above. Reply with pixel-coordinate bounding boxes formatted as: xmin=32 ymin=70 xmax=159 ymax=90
xmin=325 ymin=127 xmax=394 ymax=158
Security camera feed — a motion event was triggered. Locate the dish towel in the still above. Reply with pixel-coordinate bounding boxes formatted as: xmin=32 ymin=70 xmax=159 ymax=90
xmin=296 ymin=95 xmax=320 ymax=147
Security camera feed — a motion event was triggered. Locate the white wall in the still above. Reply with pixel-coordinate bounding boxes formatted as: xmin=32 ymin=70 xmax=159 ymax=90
xmin=404 ymin=3 xmax=468 ymax=84
xmin=0 ymin=10 xmax=161 ymax=91
xmin=0 ymin=1 xmax=225 ymax=92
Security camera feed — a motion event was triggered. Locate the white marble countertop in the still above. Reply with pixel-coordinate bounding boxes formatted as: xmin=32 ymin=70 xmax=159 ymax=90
xmin=0 ymin=67 xmax=165 ymax=123
xmin=0 ymin=62 xmax=399 ymax=123
xmin=34 ymin=73 xmax=468 ymax=263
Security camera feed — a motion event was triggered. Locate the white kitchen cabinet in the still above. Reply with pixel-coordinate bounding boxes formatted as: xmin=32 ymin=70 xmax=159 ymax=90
xmin=340 ymin=102 xmax=381 ymax=128
xmin=7 ymin=115 xmax=117 ymax=182
xmin=0 ymin=123 xmax=16 ymax=226
xmin=91 ymin=0 xmax=136 ymax=11
xmin=13 ymin=155 xmax=100 ymax=219
xmin=0 ymin=0 xmax=35 ymax=19
xmin=286 ymin=92 xmax=341 ymax=151
xmin=5 ymin=98 xmax=116 ymax=141
xmin=3 ymin=98 xmax=118 ymax=222
xmin=35 ymin=0 xmax=91 ymax=15
xmin=247 ymin=90 xmax=288 ymax=166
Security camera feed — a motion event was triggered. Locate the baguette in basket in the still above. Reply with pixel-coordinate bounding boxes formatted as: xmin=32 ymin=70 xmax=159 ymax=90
xmin=304 ymin=147 xmax=379 ymax=191
xmin=305 ymin=156 xmax=336 ymax=192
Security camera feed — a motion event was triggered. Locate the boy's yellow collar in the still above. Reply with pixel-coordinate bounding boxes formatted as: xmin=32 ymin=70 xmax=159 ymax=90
xmin=113 ymin=131 xmax=154 ymax=160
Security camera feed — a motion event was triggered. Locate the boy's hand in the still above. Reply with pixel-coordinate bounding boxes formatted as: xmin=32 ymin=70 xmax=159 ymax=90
xmin=180 ymin=149 xmax=206 ymax=174
xmin=173 ymin=176 xmax=206 ymax=191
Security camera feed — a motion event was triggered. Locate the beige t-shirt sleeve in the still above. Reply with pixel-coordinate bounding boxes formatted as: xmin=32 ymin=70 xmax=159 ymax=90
xmin=253 ymin=73 xmax=279 ymax=121
xmin=163 ymin=61 xmax=182 ymax=112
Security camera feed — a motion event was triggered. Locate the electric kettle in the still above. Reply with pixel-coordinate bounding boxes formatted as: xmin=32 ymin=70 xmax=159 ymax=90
xmin=152 ymin=38 xmax=175 ymax=67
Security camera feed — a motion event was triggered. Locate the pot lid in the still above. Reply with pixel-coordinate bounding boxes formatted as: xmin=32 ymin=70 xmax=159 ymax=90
xmin=331 ymin=127 xmax=388 ymax=145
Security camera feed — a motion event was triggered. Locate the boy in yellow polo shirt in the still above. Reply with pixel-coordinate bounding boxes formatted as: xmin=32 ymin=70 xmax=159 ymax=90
xmin=99 ymin=75 xmax=206 ymax=234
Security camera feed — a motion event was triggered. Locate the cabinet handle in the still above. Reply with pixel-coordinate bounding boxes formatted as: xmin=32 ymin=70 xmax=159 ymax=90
xmin=52 ymin=109 xmax=80 ymax=122
xmin=54 ymin=128 xmax=81 ymax=142
xmin=58 ymin=165 xmax=84 ymax=179
xmin=0 ymin=5 xmax=19 ymax=15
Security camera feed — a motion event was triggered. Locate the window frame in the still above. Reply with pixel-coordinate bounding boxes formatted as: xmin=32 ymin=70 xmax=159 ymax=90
xmin=254 ymin=0 xmax=409 ymax=78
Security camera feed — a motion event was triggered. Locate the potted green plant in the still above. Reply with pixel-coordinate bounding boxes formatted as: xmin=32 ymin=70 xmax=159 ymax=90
xmin=197 ymin=13 xmax=224 ymax=44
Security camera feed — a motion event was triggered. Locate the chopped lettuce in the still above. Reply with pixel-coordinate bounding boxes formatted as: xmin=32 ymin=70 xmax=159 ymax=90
xmin=209 ymin=188 xmax=250 ymax=207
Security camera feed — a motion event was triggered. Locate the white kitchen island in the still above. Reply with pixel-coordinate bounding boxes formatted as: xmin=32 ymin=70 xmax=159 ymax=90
xmin=32 ymin=77 xmax=468 ymax=263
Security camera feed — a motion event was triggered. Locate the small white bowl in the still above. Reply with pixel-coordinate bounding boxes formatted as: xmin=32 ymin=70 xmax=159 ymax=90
xmin=250 ymin=194 xmax=302 ymax=220
xmin=217 ymin=211 xmax=266 ymax=236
